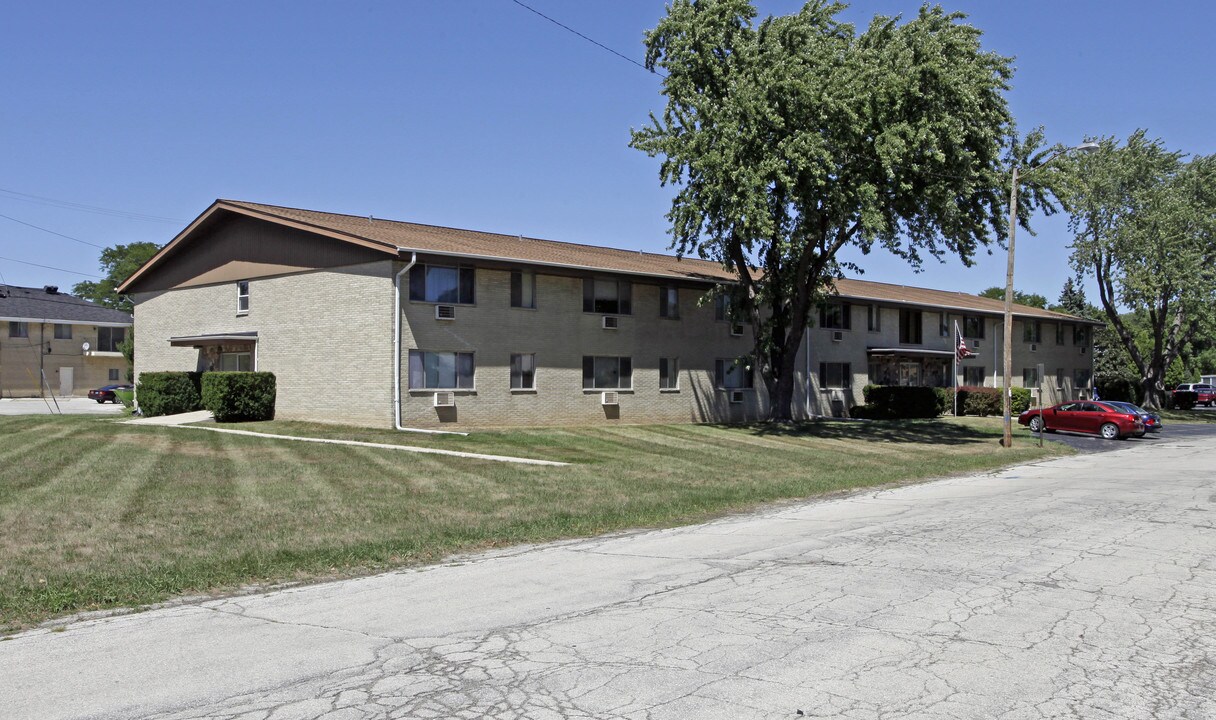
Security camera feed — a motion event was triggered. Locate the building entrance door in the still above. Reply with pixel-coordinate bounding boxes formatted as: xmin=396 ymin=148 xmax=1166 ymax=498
xmin=59 ymin=367 xmax=74 ymax=396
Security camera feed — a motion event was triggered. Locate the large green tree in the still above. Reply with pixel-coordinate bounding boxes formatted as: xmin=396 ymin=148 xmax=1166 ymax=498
xmin=979 ymin=286 xmax=1048 ymax=309
xmin=630 ymin=0 xmax=1055 ymax=420
xmin=71 ymin=242 xmax=159 ymax=315
xmin=1065 ymin=131 xmax=1216 ymax=408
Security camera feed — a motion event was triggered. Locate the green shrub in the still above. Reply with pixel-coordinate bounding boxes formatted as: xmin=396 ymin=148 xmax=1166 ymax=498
xmin=957 ymin=386 xmax=1001 ymax=417
xmin=1096 ymin=378 xmax=1139 ymax=403
xmin=201 ymin=372 xmax=276 ymax=422
xmin=113 ymin=389 xmax=135 ymax=408
xmin=136 ymin=372 xmax=203 ymax=417
xmin=862 ymin=386 xmax=941 ymax=419
xmin=1010 ymin=387 xmax=1032 ymax=414
xmin=933 ymin=387 xmax=953 ymax=415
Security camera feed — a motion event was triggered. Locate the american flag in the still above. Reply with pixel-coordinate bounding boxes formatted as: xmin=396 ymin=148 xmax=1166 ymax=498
xmin=956 ymin=325 xmax=975 ymax=361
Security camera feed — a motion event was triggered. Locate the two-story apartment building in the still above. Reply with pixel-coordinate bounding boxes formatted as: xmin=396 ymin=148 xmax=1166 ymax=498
xmin=118 ymin=200 xmax=1098 ymax=428
xmin=0 ymin=285 xmax=133 ymax=397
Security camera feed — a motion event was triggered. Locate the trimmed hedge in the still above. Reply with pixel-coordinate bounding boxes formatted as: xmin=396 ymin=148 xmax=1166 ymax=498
xmin=1010 ymin=387 xmax=1032 ymax=415
xmin=201 ymin=372 xmax=277 ymax=422
xmin=954 ymin=386 xmax=998 ymax=417
xmin=858 ymin=385 xmax=941 ymax=419
xmin=136 ymin=371 xmax=203 ymax=417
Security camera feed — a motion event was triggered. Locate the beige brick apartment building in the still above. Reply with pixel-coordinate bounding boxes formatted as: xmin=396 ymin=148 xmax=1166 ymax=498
xmin=0 ymin=285 xmax=132 ymax=397
xmin=118 ymin=200 xmax=1099 ymax=428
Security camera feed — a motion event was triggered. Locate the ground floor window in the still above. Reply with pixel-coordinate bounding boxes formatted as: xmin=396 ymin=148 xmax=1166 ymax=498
xmin=659 ymin=357 xmax=679 ymax=390
xmin=963 ymin=366 xmax=986 ymax=387
xmin=1056 ymin=368 xmax=1066 ymax=389
xmin=867 ymin=357 xmax=950 ymax=388
xmin=715 ymin=357 xmax=754 ymax=389
xmin=409 ymin=350 xmax=475 ymax=389
xmin=1023 ymin=367 xmax=1040 ymax=387
xmin=108 ymin=368 xmax=121 ymax=382
xmin=583 ymin=356 xmax=632 ymax=389
xmin=819 ymin=362 xmax=851 ymax=389
xmin=219 ymin=352 xmax=252 ymax=372
xmin=510 ymin=353 xmax=536 ymax=390
xmin=1074 ymin=369 xmax=1092 ymax=388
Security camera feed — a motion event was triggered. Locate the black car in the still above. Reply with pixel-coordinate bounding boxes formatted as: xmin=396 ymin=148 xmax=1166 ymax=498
xmin=87 ymin=384 xmax=133 ymax=404
xmin=1103 ymin=401 xmax=1163 ymax=434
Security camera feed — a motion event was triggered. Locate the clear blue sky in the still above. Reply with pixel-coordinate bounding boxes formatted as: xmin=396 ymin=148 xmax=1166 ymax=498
xmin=2 ymin=1 xmax=1212 ymax=305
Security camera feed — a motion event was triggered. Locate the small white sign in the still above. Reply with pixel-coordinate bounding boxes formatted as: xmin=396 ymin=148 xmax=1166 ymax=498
xmin=81 ymin=341 xmax=91 ymax=352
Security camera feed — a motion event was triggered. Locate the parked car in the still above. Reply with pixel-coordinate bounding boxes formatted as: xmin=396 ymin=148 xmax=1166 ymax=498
xmin=1102 ymin=401 xmax=1163 ymax=434
xmin=1173 ymin=383 xmax=1215 ymax=407
xmin=1018 ymin=401 xmax=1144 ymax=440
xmin=87 ymin=384 xmax=133 ymax=404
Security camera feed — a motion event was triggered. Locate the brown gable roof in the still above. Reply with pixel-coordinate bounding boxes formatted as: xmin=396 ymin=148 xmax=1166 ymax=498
xmin=119 ymin=199 xmax=1096 ymax=324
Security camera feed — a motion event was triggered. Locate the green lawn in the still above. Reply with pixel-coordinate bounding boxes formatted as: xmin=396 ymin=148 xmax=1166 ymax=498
xmin=0 ymin=414 xmax=1066 ymax=633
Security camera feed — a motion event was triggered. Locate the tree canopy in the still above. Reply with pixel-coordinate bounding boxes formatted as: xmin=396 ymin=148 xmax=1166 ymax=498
xmin=978 ymin=286 xmax=1048 ymax=309
xmin=1065 ymin=130 xmax=1216 ymax=408
xmin=72 ymin=242 xmax=160 ymax=314
xmin=630 ymin=0 xmax=1051 ymax=419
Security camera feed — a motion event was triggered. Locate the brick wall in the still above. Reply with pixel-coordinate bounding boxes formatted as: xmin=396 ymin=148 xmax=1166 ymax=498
xmin=1 ymin=322 xmax=128 ymax=397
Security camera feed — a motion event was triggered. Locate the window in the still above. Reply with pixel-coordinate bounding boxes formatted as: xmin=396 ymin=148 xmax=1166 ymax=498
xmin=54 ymin=324 xmax=72 ymax=340
xmin=1055 ymin=323 xmax=1066 ymax=345
xmin=582 ymin=278 xmax=631 ymax=315
xmin=714 ymin=294 xmax=731 ymax=321
xmin=1023 ymin=367 xmax=1039 ymax=387
xmin=219 ymin=352 xmax=252 ymax=372
xmin=409 ymin=265 xmax=475 ymax=304
xmin=1056 ymin=368 xmax=1066 ymax=389
xmin=1023 ymin=320 xmax=1042 ymax=343
xmin=409 ymin=350 xmax=475 ymax=389
xmin=819 ymin=362 xmax=851 ymax=389
xmin=237 ymin=281 xmax=250 ymax=314
xmin=963 ymin=315 xmax=984 ymax=339
xmin=939 ymin=313 xmax=949 ymax=337
xmin=964 ymin=366 xmax=986 ymax=386
xmin=108 ymin=368 xmax=120 ymax=382
xmin=1074 ymin=325 xmax=1090 ymax=346
xmin=9 ymin=321 xmax=27 ymax=338
xmin=659 ymin=357 xmax=679 ymax=390
xmin=867 ymin=305 xmax=881 ymax=332
xmin=98 ymin=327 xmax=126 ymax=353
xmin=899 ymin=310 xmax=922 ymax=345
xmin=659 ymin=286 xmax=679 ymax=319
xmin=583 ymin=356 xmax=632 ymax=389
xmin=510 ymin=353 xmax=536 ymax=390
xmin=510 ymin=270 xmax=535 ymax=309
xmin=1074 ymin=369 xmax=1092 ymax=388
xmin=819 ymin=302 xmax=851 ymax=330
xmin=715 ymin=357 xmax=754 ymax=389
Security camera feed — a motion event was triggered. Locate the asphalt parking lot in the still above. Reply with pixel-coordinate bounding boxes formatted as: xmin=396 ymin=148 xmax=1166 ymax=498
xmin=1027 ymin=404 xmax=1215 ymax=453
xmin=0 ymin=398 xmax=126 ymax=415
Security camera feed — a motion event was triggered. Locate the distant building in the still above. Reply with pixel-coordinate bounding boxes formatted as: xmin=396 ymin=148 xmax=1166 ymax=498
xmin=119 ymin=200 xmax=1099 ymax=428
xmin=0 ymin=285 xmax=133 ymax=397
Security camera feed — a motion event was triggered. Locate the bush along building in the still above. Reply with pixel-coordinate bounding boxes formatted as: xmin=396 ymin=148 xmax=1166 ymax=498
xmin=0 ymin=285 xmax=133 ymax=398
xmin=117 ymin=200 xmax=1100 ymax=428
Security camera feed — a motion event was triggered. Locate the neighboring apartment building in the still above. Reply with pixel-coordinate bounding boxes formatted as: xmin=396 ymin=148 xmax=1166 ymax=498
xmin=0 ymin=285 xmax=133 ymax=397
xmin=118 ymin=200 xmax=1099 ymax=428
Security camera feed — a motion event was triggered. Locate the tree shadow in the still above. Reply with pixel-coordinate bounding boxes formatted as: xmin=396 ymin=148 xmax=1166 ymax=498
xmin=726 ymin=419 xmax=998 ymax=446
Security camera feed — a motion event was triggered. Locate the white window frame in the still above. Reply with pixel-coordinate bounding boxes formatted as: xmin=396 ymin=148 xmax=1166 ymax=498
xmin=583 ymin=355 xmax=633 ymax=390
xmin=510 ymin=353 xmax=536 ymax=390
xmin=219 ymin=351 xmax=252 ymax=372
xmin=659 ymin=285 xmax=680 ymax=319
xmin=715 ymin=357 xmax=754 ymax=390
xmin=54 ymin=323 xmax=72 ymax=340
xmin=408 ymin=350 xmax=476 ymax=390
xmin=510 ymin=270 xmax=536 ymax=309
xmin=237 ymin=280 xmax=250 ymax=315
xmin=659 ymin=357 xmax=680 ymax=391
xmin=9 ymin=321 xmax=28 ymax=339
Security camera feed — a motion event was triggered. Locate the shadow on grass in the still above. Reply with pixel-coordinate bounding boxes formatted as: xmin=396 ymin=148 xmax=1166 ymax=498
xmin=730 ymin=419 xmax=1000 ymax=446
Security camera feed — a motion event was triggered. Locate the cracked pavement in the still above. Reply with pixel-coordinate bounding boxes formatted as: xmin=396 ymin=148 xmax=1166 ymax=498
xmin=4 ymin=431 xmax=1215 ymax=719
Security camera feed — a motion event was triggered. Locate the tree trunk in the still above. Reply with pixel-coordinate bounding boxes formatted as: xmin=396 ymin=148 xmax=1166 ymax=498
xmin=1140 ymin=374 xmax=1167 ymax=410
xmin=765 ymin=323 xmax=808 ymax=423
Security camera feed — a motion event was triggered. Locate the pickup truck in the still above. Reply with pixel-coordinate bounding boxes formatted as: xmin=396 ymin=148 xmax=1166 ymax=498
xmin=1173 ymin=383 xmax=1215 ymax=408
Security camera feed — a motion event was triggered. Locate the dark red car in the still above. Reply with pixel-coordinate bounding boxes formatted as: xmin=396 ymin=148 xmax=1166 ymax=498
xmin=1018 ymin=401 xmax=1144 ymax=440
xmin=87 ymin=384 xmax=133 ymax=404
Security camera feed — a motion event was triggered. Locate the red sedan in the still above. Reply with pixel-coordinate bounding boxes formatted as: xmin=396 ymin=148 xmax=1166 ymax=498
xmin=1018 ymin=401 xmax=1144 ymax=440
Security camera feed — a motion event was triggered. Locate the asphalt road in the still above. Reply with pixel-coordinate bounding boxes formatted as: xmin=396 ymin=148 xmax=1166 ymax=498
xmin=0 ymin=398 xmax=125 ymax=415
xmin=4 ymin=427 xmax=1215 ymax=719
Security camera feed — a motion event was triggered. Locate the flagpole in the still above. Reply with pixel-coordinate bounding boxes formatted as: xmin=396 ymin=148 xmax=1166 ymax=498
xmin=953 ymin=321 xmax=959 ymax=417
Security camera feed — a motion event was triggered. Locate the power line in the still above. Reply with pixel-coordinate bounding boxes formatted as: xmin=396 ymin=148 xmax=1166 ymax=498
xmin=0 ymin=188 xmax=186 ymax=223
xmin=508 ymin=0 xmax=666 ymax=79
xmin=0 ymin=212 xmax=106 ymax=249
xmin=0 ymin=255 xmax=101 ymax=279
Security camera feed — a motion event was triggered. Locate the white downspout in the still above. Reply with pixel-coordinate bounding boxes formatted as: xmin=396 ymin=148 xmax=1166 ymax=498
xmin=393 ymin=251 xmax=467 ymax=436
xmin=805 ymin=331 xmax=812 ymax=419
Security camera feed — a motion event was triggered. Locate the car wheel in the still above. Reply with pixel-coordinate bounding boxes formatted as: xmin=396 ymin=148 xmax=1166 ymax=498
xmin=95 ymin=399 xmax=104 ymax=404
xmin=1028 ymin=416 xmax=1042 ymax=433
xmin=1100 ymin=423 xmax=1120 ymax=440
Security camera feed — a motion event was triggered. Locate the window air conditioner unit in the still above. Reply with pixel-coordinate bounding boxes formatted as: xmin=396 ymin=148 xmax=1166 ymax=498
xmin=1029 ymin=343 xmax=1038 ymax=353
xmin=433 ymin=391 xmax=455 ymax=407
xmin=601 ymin=391 xmax=619 ymax=405
xmin=602 ymin=315 xmax=619 ymax=330
xmin=1079 ymin=346 xmax=1088 ymax=355
xmin=435 ymin=305 xmax=456 ymax=320
xmin=831 ymin=330 xmax=844 ymax=342
xmin=730 ymin=323 xmax=744 ymax=337
xmin=729 ymin=389 xmax=745 ymax=404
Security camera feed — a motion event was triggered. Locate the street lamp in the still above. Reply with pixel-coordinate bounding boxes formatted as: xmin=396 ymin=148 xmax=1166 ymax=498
xmin=1002 ymin=141 xmax=1099 ymax=448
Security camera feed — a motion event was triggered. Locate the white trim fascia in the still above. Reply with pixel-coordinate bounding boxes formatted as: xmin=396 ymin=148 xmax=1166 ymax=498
xmin=0 ymin=316 xmax=132 ymax=327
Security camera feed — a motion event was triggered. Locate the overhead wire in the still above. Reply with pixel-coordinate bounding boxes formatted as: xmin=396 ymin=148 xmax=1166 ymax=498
xmin=0 ymin=188 xmax=185 ymax=223
xmin=0 ymin=255 xmax=101 ymax=279
xmin=0 ymin=212 xmax=106 ymax=249
xmin=508 ymin=0 xmax=666 ymax=79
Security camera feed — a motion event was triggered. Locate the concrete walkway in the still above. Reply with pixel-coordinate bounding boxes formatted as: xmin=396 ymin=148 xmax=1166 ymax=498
xmin=4 ymin=429 xmax=1214 ymax=719
xmin=123 ymin=409 xmax=214 ymax=426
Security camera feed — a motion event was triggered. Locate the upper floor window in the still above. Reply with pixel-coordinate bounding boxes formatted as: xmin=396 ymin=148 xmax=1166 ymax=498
xmin=714 ymin=294 xmax=731 ymax=322
xmin=820 ymin=302 xmax=851 ymax=330
xmin=237 ymin=280 xmax=250 ymax=314
xmin=715 ymin=357 xmax=754 ymax=389
xmin=409 ymin=350 xmax=475 ymax=389
xmin=1074 ymin=325 xmax=1090 ymax=346
xmin=1023 ymin=320 xmax=1042 ymax=343
xmin=1055 ymin=323 xmax=1066 ymax=345
xmin=962 ymin=315 xmax=984 ymax=339
xmin=938 ymin=312 xmax=949 ymax=337
xmin=659 ymin=285 xmax=679 ymax=319
xmin=9 ymin=321 xmax=28 ymax=339
xmin=899 ymin=310 xmax=922 ymax=345
xmin=583 ymin=355 xmax=632 ymax=389
xmin=410 ymin=265 xmax=475 ymax=305
xmin=98 ymin=327 xmax=126 ymax=353
xmin=54 ymin=324 xmax=72 ymax=340
xmin=510 ymin=270 xmax=535 ymax=309
xmin=867 ymin=305 xmax=881 ymax=332
xmin=583 ymin=278 xmax=631 ymax=315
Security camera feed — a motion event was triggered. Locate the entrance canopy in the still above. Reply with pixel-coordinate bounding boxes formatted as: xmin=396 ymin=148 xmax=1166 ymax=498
xmin=866 ymin=347 xmax=955 ymax=358
xmin=169 ymin=332 xmax=258 ymax=347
